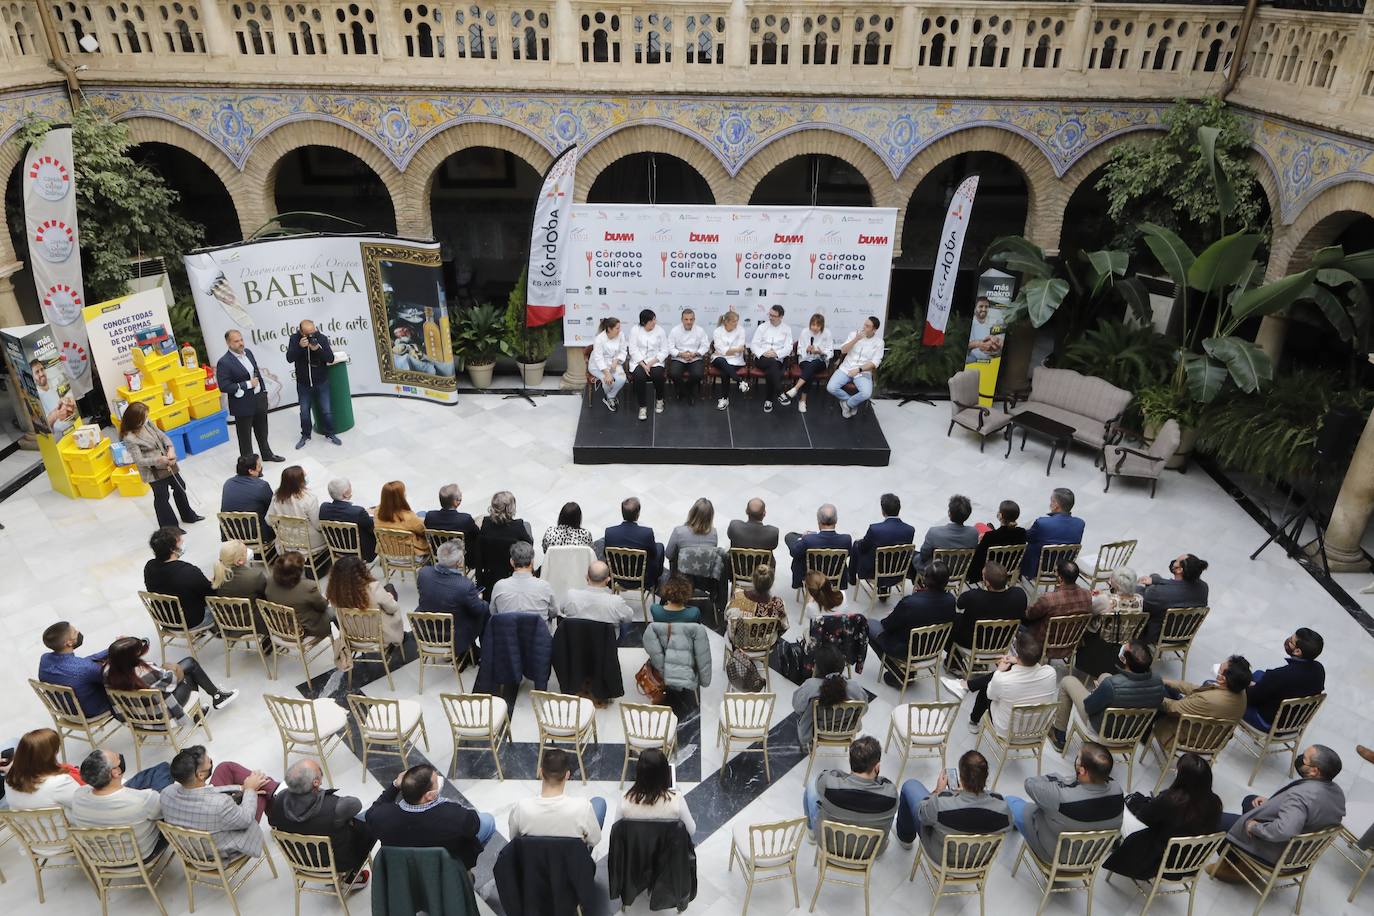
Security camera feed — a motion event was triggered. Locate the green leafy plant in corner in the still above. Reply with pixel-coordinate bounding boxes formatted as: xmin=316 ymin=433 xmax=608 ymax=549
xmin=501 ymin=267 xmax=559 ymax=363
xmin=878 ymin=313 xmax=971 ymax=391
xmin=455 ymin=303 xmax=506 ymax=366
xmin=169 ymin=296 xmax=204 ymax=360
xmin=1058 ymin=319 xmax=1175 ymax=394
xmin=1135 ymin=382 xmax=1203 ymax=430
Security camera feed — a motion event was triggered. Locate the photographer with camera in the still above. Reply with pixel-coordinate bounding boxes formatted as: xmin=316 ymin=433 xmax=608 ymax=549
xmin=286 ymin=319 xmax=341 ymax=450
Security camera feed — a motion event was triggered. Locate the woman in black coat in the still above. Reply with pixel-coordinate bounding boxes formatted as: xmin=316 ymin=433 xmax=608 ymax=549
xmin=1103 ymin=752 xmax=1222 ymax=880
xmin=476 ymin=490 xmax=534 ymax=598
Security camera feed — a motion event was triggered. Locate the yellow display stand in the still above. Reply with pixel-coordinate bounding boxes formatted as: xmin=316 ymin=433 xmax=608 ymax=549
xmin=57 ymin=434 xmax=117 ymax=499
xmin=35 ymin=435 xmax=77 ymax=498
xmin=168 ymin=368 xmax=205 ymax=401
xmin=111 ymin=464 xmax=149 ymax=497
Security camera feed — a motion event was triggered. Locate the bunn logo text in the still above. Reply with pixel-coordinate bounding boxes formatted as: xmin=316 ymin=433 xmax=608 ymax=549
xmin=604 ymin=231 xmax=635 ymax=241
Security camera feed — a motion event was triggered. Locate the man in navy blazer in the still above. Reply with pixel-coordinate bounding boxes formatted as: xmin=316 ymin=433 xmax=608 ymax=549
xmin=216 ymin=329 xmax=283 ymax=461
xmin=417 ymin=540 xmax=490 ymax=657
xmin=1021 ymin=488 xmax=1086 ymax=579
xmin=851 ymin=492 xmax=915 ymax=590
xmin=423 ymin=483 xmax=483 ymax=571
xmin=220 ymin=453 xmax=276 ymax=544
xmin=1245 ymin=629 xmax=1326 ymax=730
xmin=786 ymin=504 xmax=853 ymax=589
xmin=602 ymin=497 xmax=665 ymax=586
xmin=319 ymin=477 xmax=376 ymax=562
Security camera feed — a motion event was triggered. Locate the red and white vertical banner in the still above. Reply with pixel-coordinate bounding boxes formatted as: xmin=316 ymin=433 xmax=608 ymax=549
xmin=922 ymin=175 xmax=979 ymax=346
xmin=525 ymin=145 xmax=579 ymax=328
xmin=23 ymin=126 xmax=93 ymax=396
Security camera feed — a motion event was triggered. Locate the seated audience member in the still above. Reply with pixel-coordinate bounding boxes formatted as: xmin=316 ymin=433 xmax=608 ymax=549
xmin=542 ymin=501 xmax=594 ymax=551
xmin=375 ymin=479 xmax=428 ymax=556
xmin=561 ymin=561 xmax=636 ymax=629
xmin=212 ymin=540 xmax=267 ymax=602
xmin=478 ymin=490 xmax=534 ymax=597
xmin=318 ymin=477 xmax=376 ymax=562
xmin=619 ymin=748 xmax=695 ymax=833
xmin=603 ymin=496 xmax=665 ymax=585
xmin=509 ymin=749 xmax=605 ymax=846
xmin=968 ymin=500 xmax=1026 ymax=582
xmin=950 ymin=561 xmax=1026 ymax=651
xmin=850 ymin=492 xmax=915 ymax=587
xmin=1210 ymin=744 xmax=1345 ymax=881
xmin=264 ymin=551 xmax=335 ymax=638
xmin=792 ymin=645 xmax=868 ymax=749
xmin=1245 ymin=629 xmax=1326 ymax=731
xmin=39 ymin=620 xmax=111 ymax=717
xmin=416 ymin=541 xmax=490 ymax=657
xmin=266 ymin=465 xmax=326 ymax=557
xmin=895 ymin=750 xmax=1010 ymax=854
xmin=161 ymin=745 xmax=279 ymax=858
xmin=1050 ymin=640 xmax=1165 ymax=752
xmin=786 ymin=504 xmax=852 ymax=590
xmin=665 ymin=498 xmax=720 ymax=575
xmin=367 ymin=763 xmax=494 ymax=869
xmin=1104 ymin=752 xmax=1222 ymax=880
xmin=1092 ymin=567 xmax=1143 ymax=617
xmin=724 ymin=564 xmax=789 ymax=648
xmin=1005 ymin=742 xmax=1124 ymax=862
xmin=912 ymin=494 xmax=977 ymax=576
xmin=651 ymin=574 xmax=703 ymax=625
xmin=1138 ymin=553 xmax=1209 ymax=643
xmin=144 ymin=525 xmax=214 ymax=628
xmin=104 ymin=635 xmax=238 ymax=717
xmin=267 ymin=759 xmax=373 ymax=885
xmin=426 ymin=483 xmax=484 ymax=567
xmin=727 ymin=498 xmax=779 ymax=553
xmin=1024 ymin=561 xmax=1092 ymax=649
xmin=1075 ymin=567 xmax=1144 ymax=678
xmin=803 ymin=736 xmax=899 ymax=851
xmin=326 ymin=555 xmax=403 ymax=647
xmin=963 ymin=629 xmax=1058 ymax=733
xmin=4 ymin=728 xmax=82 ymax=810
xmin=1020 ymin=488 xmax=1086 ymax=580
xmin=71 ymin=749 xmax=168 ymax=860
xmin=1153 ymin=655 xmax=1251 ymax=751
xmin=799 ymin=569 xmax=847 ymax=641
xmin=220 ymin=453 xmax=275 ymax=542
xmin=490 ymin=542 xmax=558 ymax=621
xmin=870 ymin=562 xmax=955 ymax=676
xmin=643 ymin=619 xmax=713 ymax=707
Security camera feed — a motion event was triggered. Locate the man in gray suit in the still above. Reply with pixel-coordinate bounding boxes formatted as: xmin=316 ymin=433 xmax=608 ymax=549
xmin=1005 ymin=742 xmax=1124 ymax=862
xmin=1210 ymin=744 xmax=1346 ymax=880
xmin=912 ymin=494 xmax=979 ymax=576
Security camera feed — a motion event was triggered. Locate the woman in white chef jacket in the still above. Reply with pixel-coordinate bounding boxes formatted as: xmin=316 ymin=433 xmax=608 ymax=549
xmin=587 ymin=316 xmax=628 ymax=411
xmin=627 ymin=308 xmax=669 ymax=421
xmin=782 ymin=312 xmax=835 ymax=414
xmin=710 ymin=309 xmax=749 ymax=411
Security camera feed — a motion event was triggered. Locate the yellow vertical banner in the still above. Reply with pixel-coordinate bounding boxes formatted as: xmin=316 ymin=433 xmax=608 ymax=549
xmin=964 ymin=270 xmax=1016 ymax=406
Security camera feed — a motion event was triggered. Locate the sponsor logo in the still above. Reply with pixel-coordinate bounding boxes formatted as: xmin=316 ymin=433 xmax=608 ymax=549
xmin=858 ymin=234 xmax=889 ymax=245
xmin=822 ymin=214 xmax=834 ymax=225
xmin=867 ymin=217 xmax=885 ymax=225
xmin=842 ymin=215 xmax=861 ymax=223
xmin=42 ymin=283 xmax=83 ymax=326
xmin=604 ymin=231 xmax=634 ymax=241
xmin=705 ymin=215 xmax=723 ymax=223
xmin=28 ymin=155 xmax=71 ymax=202
xmin=33 ymin=219 xmax=75 ymax=262
xmin=757 ymin=288 xmax=767 ymax=297
xmin=734 ymin=230 xmax=756 ymax=243
xmin=726 ymin=289 xmax=740 ymax=296
xmin=570 ymin=226 xmax=588 ymax=241
xmin=564 ymin=287 xmax=579 ymax=294
xmin=60 ymin=339 xmax=90 ymax=379
xmin=688 ymin=232 xmax=719 ymax=243
xmin=659 ymin=212 xmax=673 ymax=224
xmin=653 ymin=227 xmax=673 ymax=241
xmin=773 ymin=233 xmax=803 ymax=244
xmin=823 ymin=229 xmax=843 ymax=244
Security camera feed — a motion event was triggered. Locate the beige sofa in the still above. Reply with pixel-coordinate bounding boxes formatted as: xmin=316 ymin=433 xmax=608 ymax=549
xmin=1010 ymin=367 xmax=1133 ymax=454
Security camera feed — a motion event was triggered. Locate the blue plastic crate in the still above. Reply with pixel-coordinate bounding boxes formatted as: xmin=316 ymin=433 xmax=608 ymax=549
xmin=182 ymin=410 xmax=229 ymax=455
xmin=167 ymin=429 xmax=187 ymax=460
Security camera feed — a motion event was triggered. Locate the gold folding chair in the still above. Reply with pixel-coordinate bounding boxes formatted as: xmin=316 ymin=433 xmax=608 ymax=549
xmin=1153 ymin=606 xmax=1210 ymax=678
xmin=1148 ymin=713 xmax=1236 ymax=791
xmin=138 ymin=590 xmax=217 ymax=668
xmin=272 ymin=829 xmax=369 ymax=916
xmin=1082 ymin=539 xmax=1137 ymax=591
xmin=620 ymin=701 xmax=678 ymax=787
xmin=263 ymin=693 xmax=352 ymax=786
xmin=375 ymin=526 xmax=429 ymax=583
xmin=259 ymin=599 xmax=336 ymax=684
xmin=409 ymin=611 xmax=466 ymax=692
xmin=347 ymin=693 xmax=429 ymax=771
xmin=729 ymin=547 xmax=774 ymax=591
xmin=158 ymin=822 xmax=277 ymax=916
xmin=797 ymin=547 xmax=849 ymax=603
xmin=881 ymin=621 xmax=953 ymax=702
xmin=1106 ymin=831 xmax=1225 ymax=916
xmin=909 ymin=831 xmax=1006 ymax=916
xmin=983 ymin=542 xmax=1027 ymax=578
xmin=275 ymin=515 xmax=325 ymax=580
xmin=320 ymin=519 xmax=363 ymax=565
xmin=1065 ymin=706 xmax=1155 ymax=790
xmin=337 ymin=606 xmax=395 ymax=690
xmin=1043 ymin=612 xmax=1092 ymax=665
xmin=1097 ymin=609 xmax=1149 ymax=644
xmin=206 ymin=595 xmax=269 ymax=677
xmin=70 ymin=824 xmax=173 ymax=916
xmin=531 ymin=689 xmax=598 ymax=783
xmin=885 ymin=701 xmax=960 ymax=782
xmin=729 ymin=816 xmax=807 ymax=916
xmin=1234 ymin=693 xmax=1325 ymax=786
xmin=1031 ymin=543 xmax=1082 ymax=592
xmin=855 ymin=543 xmax=917 ymax=608
xmin=976 ymin=701 xmax=1057 ymax=790
xmin=107 ymin=687 xmax=211 ymax=770
xmin=1217 ymin=826 xmax=1340 ymax=916
xmin=931 ymin=546 xmax=976 ymax=593
xmin=945 ymin=618 xmax=1020 ymax=680
xmin=0 ymin=807 xmax=83 ymax=904
xmin=29 ymin=678 xmax=122 ymax=758
xmin=809 ymin=821 xmax=884 ymax=916
xmin=424 ymin=529 xmax=469 ymax=572
xmin=218 ymin=511 xmax=270 ymax=565
xmin=1334 ymin=824 xmax=1374 ymax=904
xmin=605 ymin=546 xmax=651 ymax=620
xmin=1012 ymin=828 xmax=1118 ymax=916
xmin=718 ymin=692 xmax=776 ymax=781
xmin=729 ymin=615 xmax=780 ymax=689
xmin=804 ymin=699 xmax=867 ymax=780
xmin=441 ymin=692 xmax=511 ymax=780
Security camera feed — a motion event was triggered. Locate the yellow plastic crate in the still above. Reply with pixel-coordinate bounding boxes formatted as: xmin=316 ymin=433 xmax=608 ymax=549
xmin=168 ymin=369 xmax=206 ymax=401
xmin=189 ymin=389 xmax=224 ymax=419
xmin=130 ymin=348 xmax=180 ymax=375
xmin=150 ymin=400 xmax=190 ymax=431
xmin=145 ymin=361 xmax=181 ymax=385
xmin=111 ymin=464 xmax=149 ymax=497
xmin=58 ymin=437 xmax=114 ymax=477
xmin=71 ymin=469 xmax=115 ymax=499
xmin=117 ymin=383 xmax=164 ymax=408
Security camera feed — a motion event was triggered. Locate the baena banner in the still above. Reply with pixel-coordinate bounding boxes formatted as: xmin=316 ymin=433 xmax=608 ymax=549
xmin=558 ymin=205 xmax=898 ymax=346
xmin=184 ymin=235 xmax=455 ymax=407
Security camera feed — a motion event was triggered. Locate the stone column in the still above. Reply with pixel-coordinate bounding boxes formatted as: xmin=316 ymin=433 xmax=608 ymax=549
xmin=1255 ymin=314 xmax=1288 ymax=366
xmin=561 ymin=342 xmax=587 ymax=390
xmin=1319 ymin=400 xmax=1374 ymax=572
xmin=0 ymin=260 xmax=25 ymax=327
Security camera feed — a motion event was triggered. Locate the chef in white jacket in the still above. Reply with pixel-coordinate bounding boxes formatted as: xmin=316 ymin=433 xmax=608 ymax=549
xmin=587 ymin=316 xmax=628 ymax=411
xmin=749 ymin=305 xmax=794 ymax=413
xmin=667 ymin=308 xmax=710 ymax=405
xmin=827 ymin=316 xmax=885 ymax=418
xmin=782 ymin=312 xmax=835 ymax=414
xmin=628 ymin=308 xmax=669 ymax=421
xmin=710 ymin=310 xmax=749 ymax=411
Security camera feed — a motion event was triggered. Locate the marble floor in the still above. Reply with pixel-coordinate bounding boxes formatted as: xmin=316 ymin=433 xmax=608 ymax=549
xmin=1 ymin=392 xmax=1372 ymax=916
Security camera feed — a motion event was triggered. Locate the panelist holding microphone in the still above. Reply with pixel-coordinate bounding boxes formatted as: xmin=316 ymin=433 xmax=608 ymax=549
xmin=750 ymin=304 xmax=794 ymax=414
xmin=827 ymin=316 xmax=885 ymax=419
xmin=286 ymin=319 xmax=342 ymax=449
xmin=216 ymin=329 xmax=284 ymax=462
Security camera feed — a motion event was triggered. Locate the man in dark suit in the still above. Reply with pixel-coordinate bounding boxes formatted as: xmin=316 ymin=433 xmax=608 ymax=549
xmin=603 ymin=497 xmax=664 ymax=585
xmin=726 ymin=497 xmax=780 ymax=553
xmin=285 ymin=318 xmax=341 ymax=450
xmin=870 ymin=562 xmax=956 ymax=671
xmin=1021 ymin=487 xmax=1086 ymax=579
xmin=1245 ymin=629 xmax=1326 ymax=731
xmin=913 ymin=494 xmax=978 ymax=576
xmin=851 ymin=492 xmax=915 ymax=589
xmin=785 ymin=504 xmax=853 ymax=589
xmin=319 ymin=477 xmax=375 ymax=562
xmin=216 ymin=329 xmax=283 ymax=461
xmin=220 ymin=453 xmax=275 ymax=543
xmin=424 ymin=483 xmax=482 ymax=571
xmin=417 ymin=540 xmax=490 ymax=658
xmin=366 ymin=763 xmax=494 ymax=870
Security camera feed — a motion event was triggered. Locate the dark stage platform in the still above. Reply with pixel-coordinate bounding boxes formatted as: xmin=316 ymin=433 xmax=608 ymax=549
xmin=573 ymin=391 xmax=891 ymax=465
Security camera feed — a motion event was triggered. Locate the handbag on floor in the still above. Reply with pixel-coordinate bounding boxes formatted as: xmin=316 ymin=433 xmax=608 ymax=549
xmin=726 ymin=645 xmax=766 ymax=692
xmin=635 ymin=661 xmax=666 ymax=704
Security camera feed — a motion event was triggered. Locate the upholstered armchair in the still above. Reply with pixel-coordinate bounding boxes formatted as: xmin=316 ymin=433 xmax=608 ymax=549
xmin=1103 ymin=419 xmax=1181 ymax=497
xmin=946 ymin=369 xmax=1011 ymax=450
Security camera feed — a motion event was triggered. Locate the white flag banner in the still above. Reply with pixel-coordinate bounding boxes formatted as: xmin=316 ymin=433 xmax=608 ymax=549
xmin=526 ymin=145 xmax=578 ymax=328
xmin=23 ymin=126 xmax=93 ymax=395
xmin=922 ymin=175 xmax=979 ymax=346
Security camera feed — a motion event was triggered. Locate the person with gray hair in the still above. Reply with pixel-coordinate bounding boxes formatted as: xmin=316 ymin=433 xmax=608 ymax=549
xmin=417 ymin=539 xmax=489 ymax=658
xmin=267 ymin=759 xmax=373 ymax=886
xmin=424 ymin=483 xmax=483 ymax=570
xmin=561 ymin=560 xmax=637 ymax=631
xmin=477 ymin=489 xmax=534 ymax=597
xmin=489 ymin=540 xmax=558 ymax=621
xmin=70 ymin=749 xmax=168 ymax=860
xmin=318 ymin=476 xmax=376 ymax=562
xmin=785 ymin=503 xmax=853 ymax=589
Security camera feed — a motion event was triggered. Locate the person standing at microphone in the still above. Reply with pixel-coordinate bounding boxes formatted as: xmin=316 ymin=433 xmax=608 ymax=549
xmin=217 ymin=330 xmax=285 ymax=462
xmin=286 ymin=319 xmax=341 ymax=449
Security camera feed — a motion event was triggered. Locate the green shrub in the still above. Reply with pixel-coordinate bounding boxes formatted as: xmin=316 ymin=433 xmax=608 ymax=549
xmin=878 ymin=314 xmax=972 ymax=392
xmin=1058 ymin=320 xmax=1174 ymax=394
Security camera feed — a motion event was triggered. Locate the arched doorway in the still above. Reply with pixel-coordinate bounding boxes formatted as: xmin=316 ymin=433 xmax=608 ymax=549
xmin=586 ymin=152 xmax=715 ymax=204
xmin=748 ymin=153 xmax=872 ymax=206
xmin=1284 ymin=213 xmax=1374 ymax=381
xmin=272 ymin=146 xmax=397 ymax=234
xmin=3 ymin=158 xmax=40 ymax=323
xmin=1058 ymin=162 xmax=1115 ymax=264
xmin=132 ymin=143 xmax=241 ymax=246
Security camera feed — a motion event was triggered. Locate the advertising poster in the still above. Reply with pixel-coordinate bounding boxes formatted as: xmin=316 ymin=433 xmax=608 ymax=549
xmin=81 ymin=289 xmax=174 ymax=418
xmin=1 ymin=322 xmax=80 ymax=440
xmin=558 ymin=205 xmax=898 ymax=346
xmin=922 ymin=175 xmax=980 ymax=346
xmin=964 ymin=268 xmax=1017 ymax=406
xmin=184 ymin=235 xmax=454 ymax=406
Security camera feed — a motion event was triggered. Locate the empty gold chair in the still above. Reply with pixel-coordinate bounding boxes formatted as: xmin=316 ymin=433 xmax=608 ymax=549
xmin=718 ymin=692 xmax=776 ymax=781
xmin=1082 ymin=539 xmax=1137 ymax=591
xmin=347 ymin=693 xmax=429 ymax=770
xmin=158 ymin=821 xmax=277 ymax=916
xmin=1334 ymin=824 xmax=1374 ymax=904
xmin=70 ymin=824 xmax=174 ymax=916
xmin=808 ymin=820 xmax=884 ymax=916
xmin=909 ymin=831 xmax=1006 ymax=916
xmin=206 ymin=595 xmax=269 ymax=677
xmin=881 ymin=621 xmax=952 ymax=702
xmin=0 ymin=806 xmax=82 ymax=904
xmin=531 ymin=689 xmax=598 ymax=783
xmin=605 ymin=546 xmax=651 ymax=619
xmin=885 ymin=701 xmax=960 ymax=782
xmin=263 ymin=693 xmax=352 ymax=786
xmin=729 ymin=816 xmax=807 ymax=916
xmin=258 ymin=598 xmax=336 ymax=684
xmin=441 ymin=692 xmax=511 ymax=780
xmin=29 ymin=678 xmax=122 ymax=758
xmin=107 ymin=687 xmax=211 ymax=770
xmin=1234 ymin=692 xmax=1325 ymax=787
xmin=409 ymin=611 xmax=466 ymax=692
xmin=139 ymin=590 xmax=217 ymax=668
xmin=804 ymin=699 xmax=867 ymax=780
xmin=620 ymin=701 xmax=678 ymax=787
xmin=1012 ymin=827 xmax=1118 ymax=916
xmin=976 ymin=700 xmax=1057 ymax=790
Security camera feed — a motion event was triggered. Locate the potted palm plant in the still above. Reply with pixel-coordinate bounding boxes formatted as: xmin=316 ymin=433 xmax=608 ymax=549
xmin=501 ymin=268 xmax=558 ymax=386
xmin=456 ymin=303 xmax=506 ymax=389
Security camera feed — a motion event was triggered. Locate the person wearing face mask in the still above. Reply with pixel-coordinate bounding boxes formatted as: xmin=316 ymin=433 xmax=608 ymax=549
xmin=70 ymin=748 xmax=173 ymax=860
xmin=1152 ymin=654 xmax=1251 ymax=752
xmin=1245 ymin=629 xmax=1326 ymax=732
xmin=1138 ymin=553 xmax=1209 ymax=643
xmin=143 ymin=525 xmax=215 ymax=629
xmin=1047 ymin=640 xmax=1165 ymax=754
xmin=39 ymin=620 xmax=113 ymax=717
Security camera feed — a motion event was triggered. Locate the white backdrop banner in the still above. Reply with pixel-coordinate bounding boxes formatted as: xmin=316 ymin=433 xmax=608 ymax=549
xmin=23 ymin=126 xmax=93 ymax=396
xmin=82 ymin=289 xmax=173 ymax=417
xmin=559 ymin=205 xmax=897 ymax=346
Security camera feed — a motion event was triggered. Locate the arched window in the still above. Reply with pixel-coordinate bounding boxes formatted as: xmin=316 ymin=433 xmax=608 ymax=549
xmin=1099 ymin=35 xmax=1116 ymax=69
xmin=928 ymin=33 xmax=945 ymax=67
xmin=1032 ymin=34 xmax=1050 ymax=69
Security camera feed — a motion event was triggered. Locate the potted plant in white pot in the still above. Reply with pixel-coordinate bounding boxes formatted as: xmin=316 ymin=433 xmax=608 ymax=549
xmin=456 ymin=303 xmax=506 ymax=389
xmin=501 ymin=268 xmax=559 ymax=386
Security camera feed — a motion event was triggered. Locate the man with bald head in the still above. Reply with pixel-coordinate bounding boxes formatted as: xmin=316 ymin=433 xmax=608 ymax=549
xmin=268 ymin=758 xmax=372 ymax=885
xmin=286 ymin=318 xmax=341 ymax=449
xmin=727 ymin=497 xmax=779 ymax=554
xmin=562 ymin=561 xmax=637 ymax=632
xmin=216 ymin=328 xmax=284 ymax=461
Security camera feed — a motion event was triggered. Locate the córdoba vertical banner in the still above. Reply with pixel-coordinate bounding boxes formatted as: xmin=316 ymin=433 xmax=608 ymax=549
xmin=525 ymin=145 xmax=579 ymax=328
xmin=922 ymin=175 xmax=979 ymax=346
